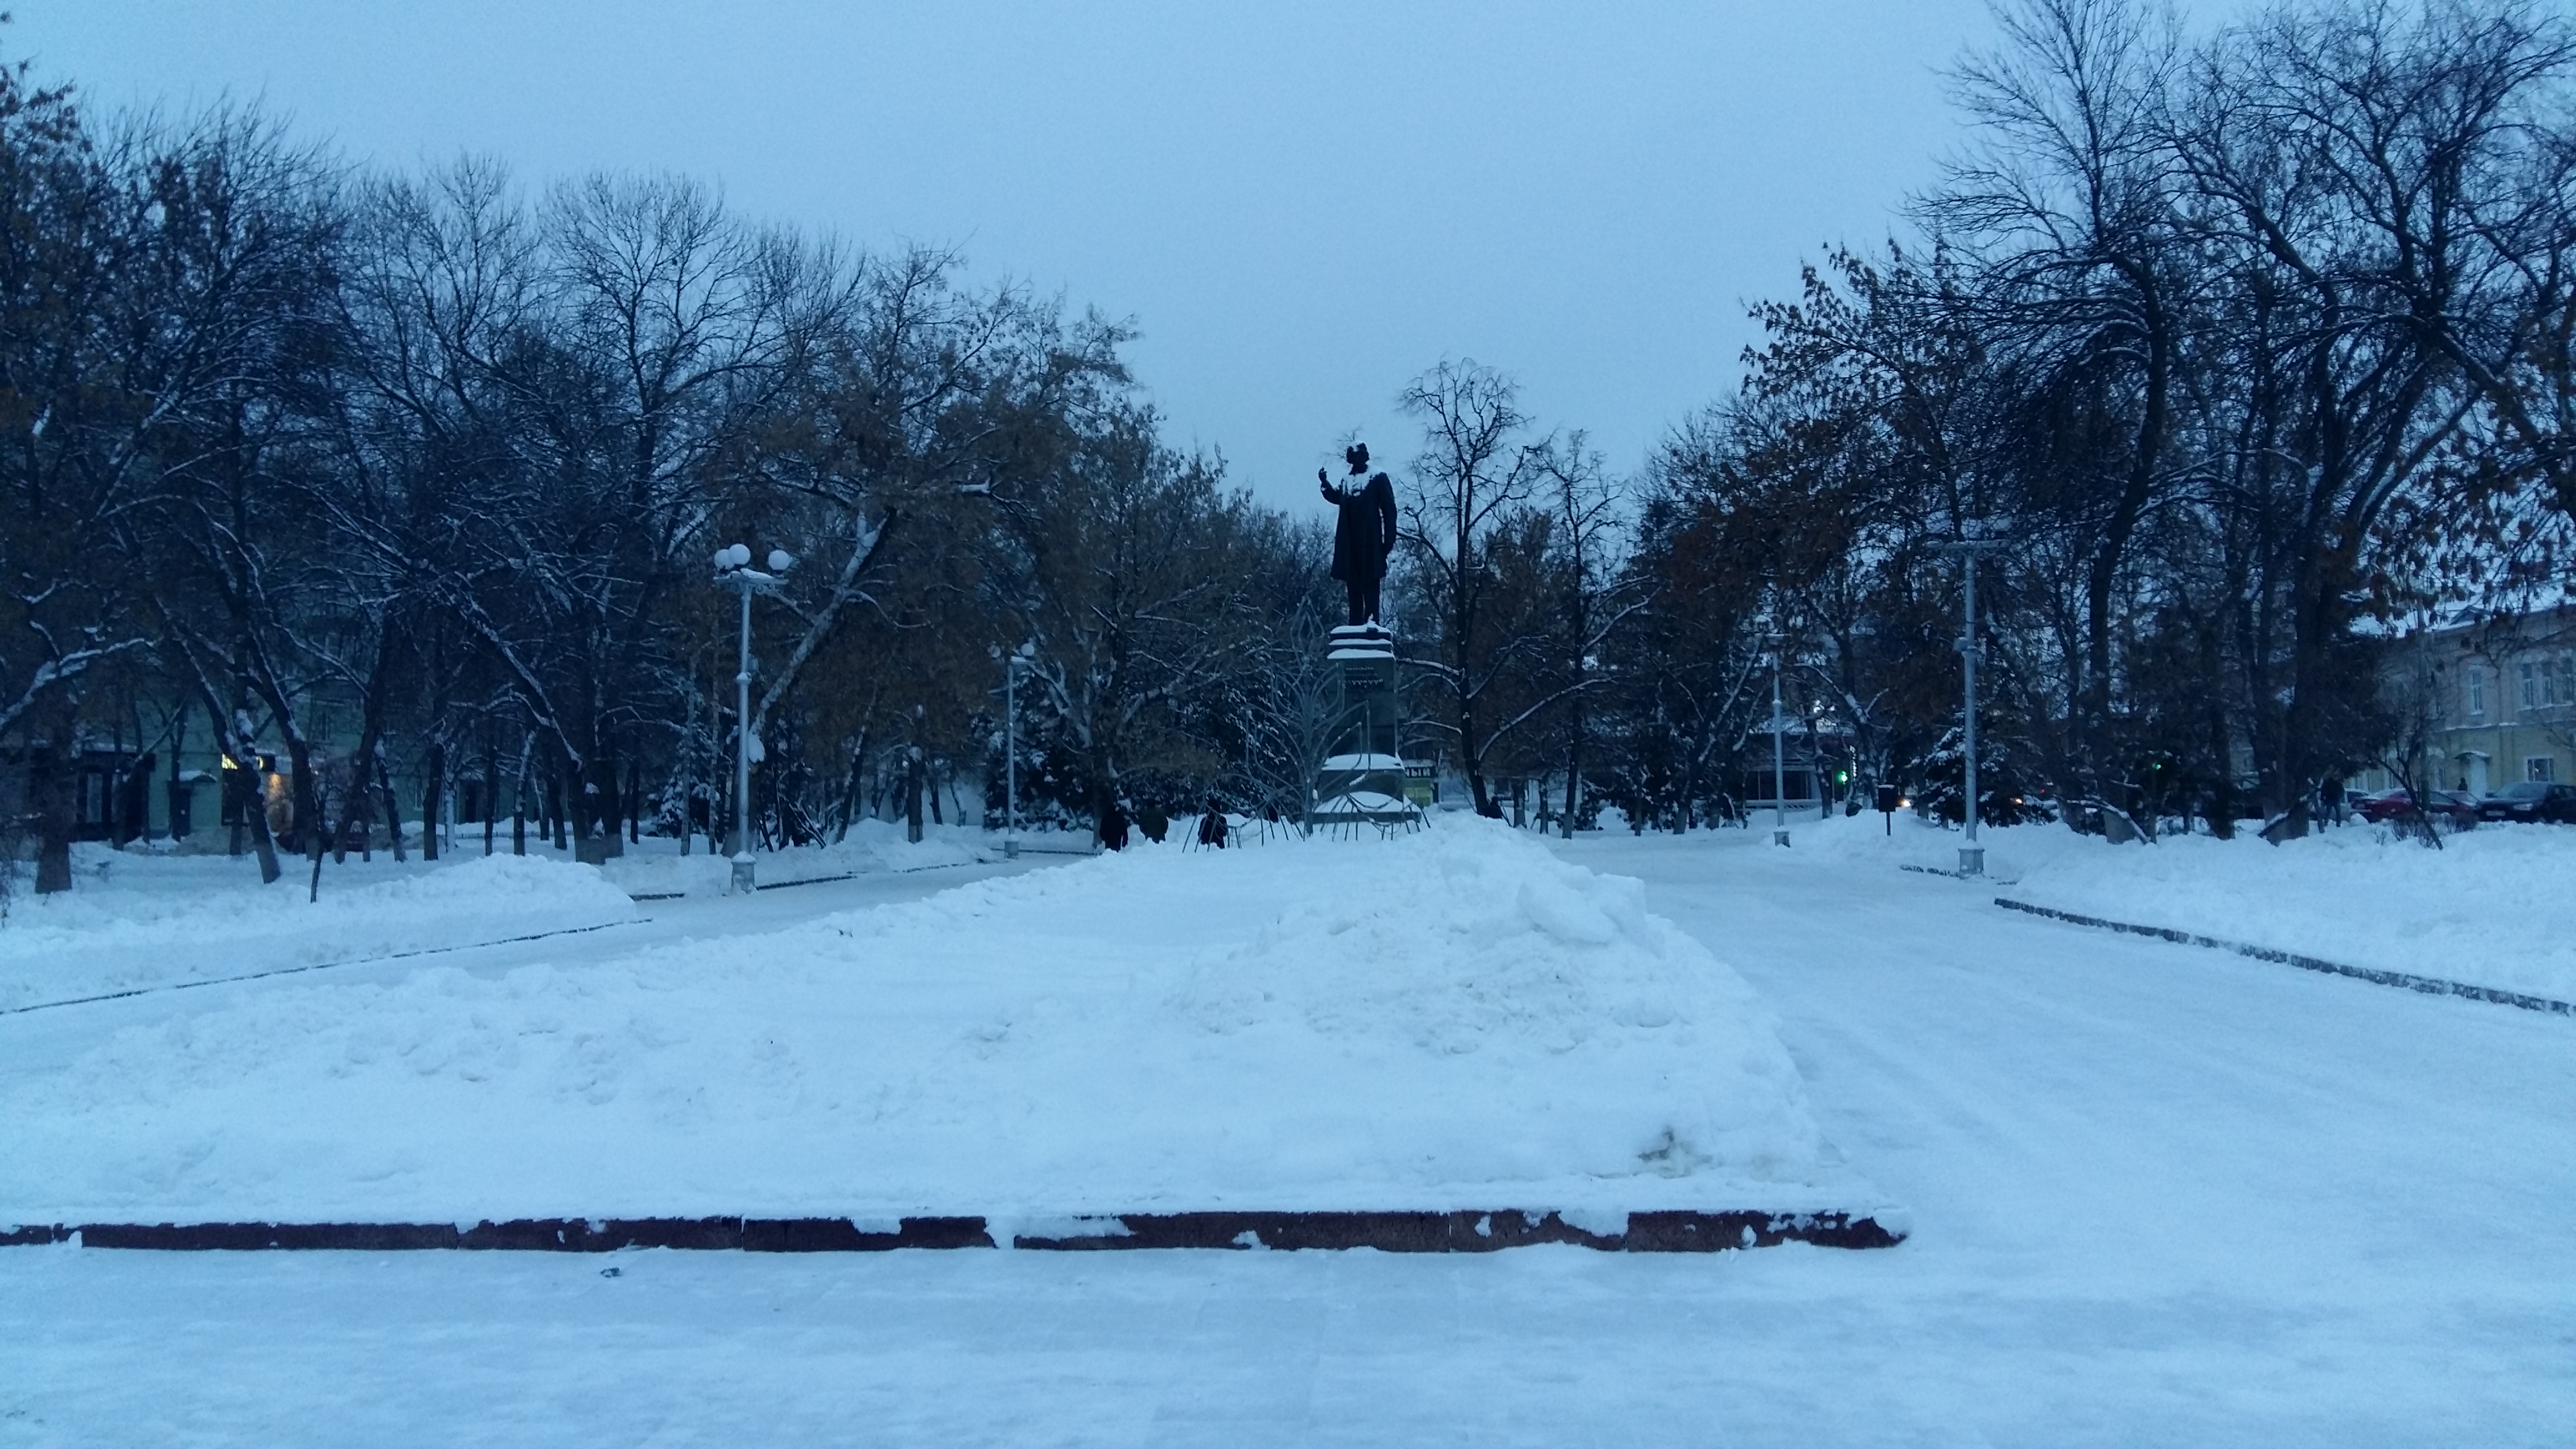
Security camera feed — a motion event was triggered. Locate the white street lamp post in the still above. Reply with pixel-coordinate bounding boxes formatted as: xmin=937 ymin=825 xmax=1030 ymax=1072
xmin=1770 ymin=639 xmax=1790 ymax=847
xmin=1935 ymin=535 xmax=2006 ymax=876
xmin=1760 ymin=625 xmax=1792 ymax=847
xmin=713 ymin=542 xmax=793 ymax=895
xmin=993 ymin=641 xmax=1035 ymax=858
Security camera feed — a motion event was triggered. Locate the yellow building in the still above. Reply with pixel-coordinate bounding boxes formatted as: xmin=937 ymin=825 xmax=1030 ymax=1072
xmin=2360 ymin=603 xmax=2576 ymax=798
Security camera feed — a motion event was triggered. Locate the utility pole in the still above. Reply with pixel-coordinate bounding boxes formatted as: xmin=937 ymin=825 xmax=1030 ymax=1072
xmin=713 ymin=542 xmax=793 ymax=895
xmin=1934 ymin=535 xmax=2006 ymax=876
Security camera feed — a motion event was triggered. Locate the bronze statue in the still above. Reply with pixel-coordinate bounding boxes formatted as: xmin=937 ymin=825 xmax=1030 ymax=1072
xmin=1319 ymin=442 xmax=1398 ymax=626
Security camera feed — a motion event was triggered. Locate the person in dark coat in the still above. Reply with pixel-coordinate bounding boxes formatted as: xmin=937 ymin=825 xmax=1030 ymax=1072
xmin=1319 ymin=442 xmax=1399 ymax=626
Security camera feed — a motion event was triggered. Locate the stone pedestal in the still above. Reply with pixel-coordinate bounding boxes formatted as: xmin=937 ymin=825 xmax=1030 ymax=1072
xmin=1309 ymin=623 xmax=1420 ymax=829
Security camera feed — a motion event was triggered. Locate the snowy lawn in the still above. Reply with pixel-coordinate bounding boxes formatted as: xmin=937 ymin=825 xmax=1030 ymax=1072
xmin=0 ymin=847 xmax=639 ymax=1015
xmin=1778 ymin=807 xmax=2576 ymax=1003
xmin=0 ymin=818 xmax=1843 ymax=1226
xmin=0 ymin=822 xmax=1030 ymax=1015
xmin=595 ymin=818 xmax=1002 ymax=897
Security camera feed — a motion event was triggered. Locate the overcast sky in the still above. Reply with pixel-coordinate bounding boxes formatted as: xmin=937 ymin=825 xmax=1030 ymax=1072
xmin=19 ymin=1 xmax=2000 ymax=513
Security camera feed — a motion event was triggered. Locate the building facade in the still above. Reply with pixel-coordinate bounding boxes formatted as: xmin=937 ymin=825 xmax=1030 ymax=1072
xmin=2359 ymin=603 xmax=2576 ymax=798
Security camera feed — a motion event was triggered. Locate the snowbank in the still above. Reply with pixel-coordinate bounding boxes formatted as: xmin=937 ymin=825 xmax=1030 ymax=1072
xmin=1772 ymin=809 xmax=2576 ymax=1004
xmin=0 ymin=818 xmax=1833 ymax=1224
xmin=0 ymin=850 xmax=638 ymax=1013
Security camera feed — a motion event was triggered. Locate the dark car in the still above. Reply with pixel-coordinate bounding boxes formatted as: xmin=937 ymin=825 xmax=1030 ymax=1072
xmin=2477 ymin=780 xmax=2576 ymax=824
xmin=2357 ymin=788 xmax=2480 ymax=829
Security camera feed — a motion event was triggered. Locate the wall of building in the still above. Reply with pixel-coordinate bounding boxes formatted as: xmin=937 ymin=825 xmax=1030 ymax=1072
xmin=2359 ymin=604 xmax=2576 ymax=796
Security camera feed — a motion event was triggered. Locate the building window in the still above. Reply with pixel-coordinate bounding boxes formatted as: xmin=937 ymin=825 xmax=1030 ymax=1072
xmin=2529 ymin=756 xmax=2556 ymax=784
xmin=2521 ymin=661 xmax=2540 ymax=711
xmin=2560 ymin=655 xmax=2575 ymax=708
xmin=2467 ymin=668 xmax=2486 ymax=719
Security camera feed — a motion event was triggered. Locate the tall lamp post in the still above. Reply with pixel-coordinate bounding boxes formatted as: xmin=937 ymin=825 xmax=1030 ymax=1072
xmin=1767 ymin=630 xmax=1791 ymax=847
xmin=713 ymin=542 xmax=793 ymax=895
xmin=991 ymin=640 xmax=1035 ymax=857
xmin=1934 ymin=535 xmax=2005 ymax=876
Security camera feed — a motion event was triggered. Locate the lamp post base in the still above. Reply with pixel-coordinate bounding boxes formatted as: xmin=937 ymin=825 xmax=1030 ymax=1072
xmin=1958 ymin=845 xmax=1984 ymax=877
xmin=1772 ymin=829 xmax=1791 ymax=847
xmin=1003 ymin=837 xmax=1020 ymax=859
xmin=729 ymin=852 xmax=756 ymax=896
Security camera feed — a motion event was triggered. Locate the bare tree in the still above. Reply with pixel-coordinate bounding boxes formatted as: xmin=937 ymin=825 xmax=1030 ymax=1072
xmin=1394 ymin=359 xmax=1554 ymax=816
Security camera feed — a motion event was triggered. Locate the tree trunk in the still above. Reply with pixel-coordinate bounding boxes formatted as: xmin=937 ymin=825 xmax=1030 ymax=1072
xmin=422 ymin=740 xmax=446 ymax=862
xmin=303 ymin=768 xmax=326 ymax=893
xmin=284 ymin=738 xmax=317 ymax=859
xmin=1561 ymin=711 xmax=1583 ymax=839
xmin=1458 ymin=693 xmax=1500 ymax=817
xmin=1088 ymin=740 xmax=1117 ymax=849
xmin=209 ymin=710 xmax=284 ymax=884
xmin=832 ymin=726 xmax=871 ymax=844
xmin=906 ymin=747 xmax=926 ymax=844
xmin=595 ymin=756 xmax=617 ymax=851
xmin=355 ymin=763 xmax=374 ymax=862
xmin=334 ymin=731 xmax=380 ymax=867
xmin=379 ymin=751 xmax=406 ymax=862
xmin=31 ymin=723 xmax=74 ymax=895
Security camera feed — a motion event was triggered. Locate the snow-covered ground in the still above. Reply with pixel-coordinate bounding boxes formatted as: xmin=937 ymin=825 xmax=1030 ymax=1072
xmin=0 ymin=820 xmax=1841 ymax=1226
xmin=596 ymin=818 xmax=1004 ymax=897
xmin=0 ymin=822 xmax=1041 ymax=1015
xmin=2 ymin=819 xmax=2570 ymax=1443
xmin=1782 ymin=807 xmax=2576 ymax=1003
xmin=0 ymin=847 xmax=640 ymax=1014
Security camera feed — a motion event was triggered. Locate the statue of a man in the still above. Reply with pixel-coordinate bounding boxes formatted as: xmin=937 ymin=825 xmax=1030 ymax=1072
xmin=1319 ymin=442 xmax=1398 ymax=626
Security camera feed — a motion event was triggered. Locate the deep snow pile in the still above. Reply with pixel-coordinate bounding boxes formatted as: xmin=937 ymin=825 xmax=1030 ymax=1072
xmin=0 ymin=850 xmax=638 ymax=1013
xmin=1781 ymin=809 xmax=2576 ymax=1003
xmin=596 ymin=819 xmax=997 ymax=898
xmin=0 ymin=818 xmax=1833 ymax=1224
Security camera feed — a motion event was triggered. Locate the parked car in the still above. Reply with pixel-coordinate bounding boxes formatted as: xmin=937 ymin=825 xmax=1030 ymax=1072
xmin=2356 ymin=788 xmax=2480 ymax=829
xmin=2428 ymin=789 xmax=2486 ymax=829
xmin=2476 ymin=780 xmax=2576 ymax=824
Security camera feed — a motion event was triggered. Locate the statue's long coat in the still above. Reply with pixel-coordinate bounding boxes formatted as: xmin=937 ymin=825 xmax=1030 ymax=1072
xmin=1327 ymin=474 xmax=1398 ymax=584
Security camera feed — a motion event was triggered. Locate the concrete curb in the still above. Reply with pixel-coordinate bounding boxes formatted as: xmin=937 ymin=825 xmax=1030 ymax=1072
xmin=1993 ymin=897 xmax=2575 ymax=1016
xmin=1 ymin=1209 xmax=1903 ymax=1254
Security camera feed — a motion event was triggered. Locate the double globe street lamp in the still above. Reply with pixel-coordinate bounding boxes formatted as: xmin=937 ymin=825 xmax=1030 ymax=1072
xmin=713 ymin=542 xmax=793 ymax=895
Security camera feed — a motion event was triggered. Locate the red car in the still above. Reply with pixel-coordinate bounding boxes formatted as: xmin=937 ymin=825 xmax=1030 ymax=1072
xmin=2354 ymin=788 xmax=2479 ymax=829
